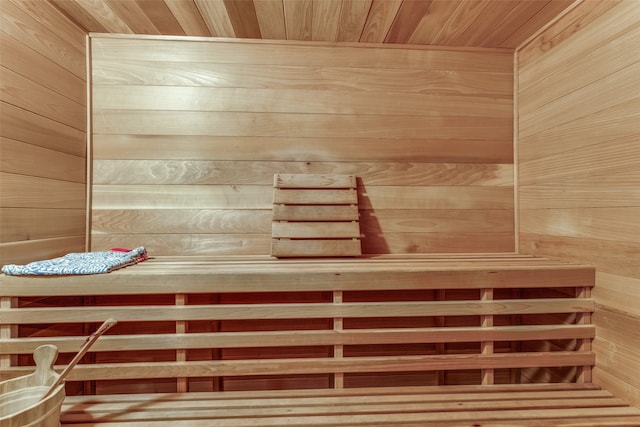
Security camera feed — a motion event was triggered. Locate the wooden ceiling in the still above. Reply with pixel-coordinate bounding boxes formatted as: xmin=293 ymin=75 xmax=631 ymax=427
xmin=50 ymin=0 xmax=576 ymax=49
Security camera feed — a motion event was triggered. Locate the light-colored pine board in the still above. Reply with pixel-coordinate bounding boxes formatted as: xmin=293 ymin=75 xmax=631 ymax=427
xmin=272 ymin=222 xmax=360 ymax=239
xmin=0 ymin=299 xmax=594 ymax=324
xmin=500 ymin=0 xmax=575 ymax=48
xmin=310 ymin=0 xmax=340 ymax=41
xmin=1 ymin=0 xmax=86 ymax=78
xmin=519 ymin=133 xmax=639 ymax=185
xmin=0 ymin=172 xmax=86 ymax=209
xmin=0 ymin=236 xmax=85 ymax=267
xmin=0 ymin=31 xmax=86 ymax=104
xmin=336 ymin=0 xmax=372 ymax=42
xmin=1 ymin=67 xmax=85 ymax=131
xmin=593 ymin=272 xmax=640 ymax=318
xmin=273 ymin=205 xmax=359 ymax=222
xmin=283 ymin=0 xmax=312 ymax=40
xmin=0 ymin=138 xmax=85 ymax=183
xmin=193 ymin=0 xmax=235 ymax=37
xmin=92 ymin=110 xmax=511 ymax=140
xmin=91 ymin=37 xmax=514 ymax=72
xmin=92 ymin=60 xmax=512 ymax=96
xmin=11 ymin=351 xmax=593 ymax=382
xmin=519 ymin=207 xmax=640 ymax=244
xmin=90 ymin=233 xmax=272 ymax=256
xmin=103 ymin=0 xmax=161 ymax=34
xmin=360 ymin=209 xmax=513 ymax=233
xmin=91 ymin=185 xmax=272 ymax=209
xmin=518 ymin=0 xmax=621 ymax=69
xmin=253 ymin=0 xmax=286 ymax=39
xmin=92 ymin=209 xmax=272 ymax=234
xmin=0 ymin=258 xmax=595 ymax=297
xmin=362 ymin=231 xmax=515 ymax=254
xmin=2 ymin=324 xmax=595 ymax=355
xmin=224 ymin=0 xmax=261 ymax=38
xmin=0 ymin=208 xmax=85 ymax=243
xmin=162 ymin=0 xmax=209 ymax=36
xmin=275 ymin=173 xmax=357 ymax=189
xmin=518 ymin=95 xmax=640 ymax=163
xmin=359 ymin=0 xmax=402 ymax=43
xmin=273 ymin=188 xmax=357 ymax=205
xmin=92 ymin=85 xmax=512 ymax=117
xmin=271 ymin=239 xmax=361 ymax=257
xmin=0 ymin=102 xmax=86 ymax=157
xmin=92 ymin=135 xmax=513 ymax=163
xmin=520 ymin=62 xmax=640 ymax=139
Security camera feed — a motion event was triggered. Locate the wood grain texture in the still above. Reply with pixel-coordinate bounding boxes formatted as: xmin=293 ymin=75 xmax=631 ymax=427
xmin=0 ymin=0 xmax=87 ymax=266
xmin=517 ymin=0 xmax=640 ymax=406
xmin=90 ymin=35 xmax=514 ymax=255
xmin=0 ymin=256 xmax=596 ymax=395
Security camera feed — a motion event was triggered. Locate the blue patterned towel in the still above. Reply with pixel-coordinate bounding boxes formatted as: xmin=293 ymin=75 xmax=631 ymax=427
xmin=1 ymin=247 xmax=147 ymax=276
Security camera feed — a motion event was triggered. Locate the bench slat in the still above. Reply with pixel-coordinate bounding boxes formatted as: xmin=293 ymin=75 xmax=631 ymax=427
xmin=0 ymin=299 xmax=595 ymax=324
xmin=6 ymin=351 xmax=595 ymax=382
xmin=0 ymin=324 xmax=595 ymax=354
xmin=59 ymin=385 xmax=640 ymax=426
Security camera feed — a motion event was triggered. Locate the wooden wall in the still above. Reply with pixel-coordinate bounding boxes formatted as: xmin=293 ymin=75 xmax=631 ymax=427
xmin=0 ymin=0 xmax=87 ymax=265
xmin=90 ymin=35 xmax=514 ymax=255
xmin=517 ymin=0 xmax=640 ymax=407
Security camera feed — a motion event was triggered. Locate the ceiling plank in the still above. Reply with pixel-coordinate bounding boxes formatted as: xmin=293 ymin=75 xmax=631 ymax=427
xmin=254 ymin=0 xmax=286 ymax=39
xmin=194 ymin=0 xmax=235 ymax=37
xmin=409 ymin=0 xmax=463 ymax=45
xmin=284 ymin=0 xmax=312 ymax=41
xmin=432 ymin=0 xmax=492 ymax=45
xmin=385 ymin=0 xmax=433 ymax=44
xmin=456 ymin=0 xmax=521 ymax=47
xmin=48 ymin=0 xmax=109 ymax=33
xmin=479 ymin=0 xmax=549 ymax=47
xmin=59 ymin=0 xmax=133 ymax=33
xmin=500 ymin=0 xmax=575 ymax=48
xmin=162 ymin=0 xmax=211 ymax=37
xmin=360 ymin=0 xmax=403 ymax=43
xmin=104 ymin=0 xmax=161 ymax=34
xmin=336 ymin=0 xmax=372 ymax=42
xmin=312 ymin=0 xmax=341 ymax=42
xmin=136 ymin=0 xmax=185 ymax=36
xmin=224 ymin=0 xmax=261 ymax=39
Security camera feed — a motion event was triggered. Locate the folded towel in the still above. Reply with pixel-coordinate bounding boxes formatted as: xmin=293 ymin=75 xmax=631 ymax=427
xmin=1 ymin=247 xmax=147 ymax=276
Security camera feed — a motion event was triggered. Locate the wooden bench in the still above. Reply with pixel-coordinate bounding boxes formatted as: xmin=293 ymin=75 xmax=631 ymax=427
xmin=2 ymin=254 xmax=640 ymax=425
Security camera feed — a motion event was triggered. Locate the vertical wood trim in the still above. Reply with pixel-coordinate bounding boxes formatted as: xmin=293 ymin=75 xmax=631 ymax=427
xmin=513 ymin=50 xmax=520 ymax=254
xmin=85 ymin=35 xmax=93 ymax=251
xmin=481 ymin=287 xmax=495 ymax=385
xmin=436 ymin=289 xmax=446 ymax=385
xmin=576 ymin=286 xmax=592 ymax=383
xmin=176 ymin=293 xmax=187 ymax=392
xmin=0 ymin=297 xmax=17 ymax=370
xmin=333 ymin=290 xmax=344 ymax=389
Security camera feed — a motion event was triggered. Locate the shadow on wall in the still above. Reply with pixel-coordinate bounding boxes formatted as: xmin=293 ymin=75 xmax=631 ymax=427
xmin=356 ymin=177 xmax=389 ymax=255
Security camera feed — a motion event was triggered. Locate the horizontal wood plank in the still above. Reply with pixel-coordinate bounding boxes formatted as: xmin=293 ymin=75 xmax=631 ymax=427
xmin=92 ymin=135 xmax=513 ymax=163
xmin=271 ymin=239 xmax=361 ymax=257
xmin=92 ymin=59 xmax=513 ymax=95
xmin=273 ymin=205 xmax=358 ymax=222
xmin=91 ymin=37 xmax=514 ymax=72
xmin=1 ymin=324 xmax=595 ymax=355
xmin=0 ymin=299 xmax=594 ymax=324
xmin=272 ymin=222 xmax=360 ymax=239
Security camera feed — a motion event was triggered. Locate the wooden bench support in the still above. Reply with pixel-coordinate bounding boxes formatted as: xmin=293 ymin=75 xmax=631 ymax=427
xmin=2 ymin=254 xmax=637 ymax=425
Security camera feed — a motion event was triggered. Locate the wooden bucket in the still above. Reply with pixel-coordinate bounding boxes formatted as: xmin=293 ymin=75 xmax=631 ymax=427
xmin=0 ymin=345 xmax=65 ymax=427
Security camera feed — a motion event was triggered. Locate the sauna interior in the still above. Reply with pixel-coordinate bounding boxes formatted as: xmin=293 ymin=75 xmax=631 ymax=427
xmin=1 ymin=0 xmax=639 ymax=424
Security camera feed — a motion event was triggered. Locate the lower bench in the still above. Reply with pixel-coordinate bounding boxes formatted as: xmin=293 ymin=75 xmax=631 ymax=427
xmin=60 ymin=384 xmax=640 ymax=426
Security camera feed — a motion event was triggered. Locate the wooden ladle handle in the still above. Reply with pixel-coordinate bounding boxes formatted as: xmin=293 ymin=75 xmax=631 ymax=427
xmin=40 ymin=318 xmax=117 ymax=400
